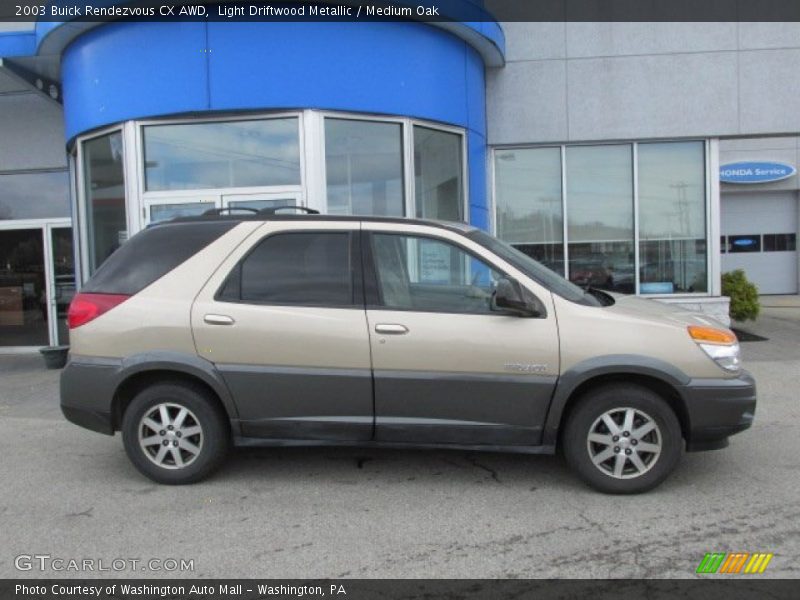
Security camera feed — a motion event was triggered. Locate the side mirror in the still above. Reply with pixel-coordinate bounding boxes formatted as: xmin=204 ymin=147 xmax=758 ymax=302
xmin=492 ymin=277 xmax=541 ymax=317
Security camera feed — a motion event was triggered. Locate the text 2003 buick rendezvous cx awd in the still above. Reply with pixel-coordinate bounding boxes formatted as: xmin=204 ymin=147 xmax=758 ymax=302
xmin=61 ymin=211 xmax=756 ymax=493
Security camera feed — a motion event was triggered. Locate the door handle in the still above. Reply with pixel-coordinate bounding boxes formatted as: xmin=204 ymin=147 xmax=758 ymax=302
xmin=204 ymin=314 xmax=235 ymax=326
xmin=374 ymin=323 xmax=409 ymax=335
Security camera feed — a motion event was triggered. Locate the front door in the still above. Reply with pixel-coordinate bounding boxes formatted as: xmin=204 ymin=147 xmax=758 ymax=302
xmin=191 ymin=222 xmax=373 ymax=441
xmin=363 ymin=226 xmax=560 ymax=446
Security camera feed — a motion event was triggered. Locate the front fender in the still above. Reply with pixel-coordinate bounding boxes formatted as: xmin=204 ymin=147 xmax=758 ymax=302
xmin=542 ymin=355 xmax=690 ymax=447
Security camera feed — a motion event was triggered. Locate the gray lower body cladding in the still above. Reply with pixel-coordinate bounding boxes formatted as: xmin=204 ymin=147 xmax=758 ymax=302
xmin=679 ymin=370 xmax=757 ymax=451
xmin=60 ymin=357 xmax=756 ymax=454
xmin=60 ymin=357 xmax=119 ymax=435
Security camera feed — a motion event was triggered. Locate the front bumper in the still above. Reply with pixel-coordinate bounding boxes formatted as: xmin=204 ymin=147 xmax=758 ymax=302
xmin=60 ymin=357 xmax=120 ymax=435
xmin=679 ymin=370 xmax=756 ymax=451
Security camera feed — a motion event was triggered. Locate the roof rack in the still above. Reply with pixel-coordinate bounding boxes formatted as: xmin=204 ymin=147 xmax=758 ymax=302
xmin=202 ymin=207 xmax=259 ymax=216
xmin=258 ymin=206 xmax=320 ymax=215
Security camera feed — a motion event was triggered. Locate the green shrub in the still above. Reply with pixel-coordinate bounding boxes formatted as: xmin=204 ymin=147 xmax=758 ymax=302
xmin=721 ymin=269 xmax=760 ymax=322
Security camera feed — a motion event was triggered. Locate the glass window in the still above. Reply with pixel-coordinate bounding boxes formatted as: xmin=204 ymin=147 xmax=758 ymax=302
xmin=51 ymin=227 xmax=75 ymax=346
xmin=84 ymin=222 xmax=236 ymax=296
xmin=413 ymin=126 xmax=464 ymax=222
xmin=638 ymin=142 xmax=707 ymax=294
xmin=729 ymin=234 xmax=761 ymax=253
xmin=149 ymin=202 xmax=210 ymax=223
xmin=227 ymin=198 xmax=296 ymax=212
xmin=763 ymin=233 xmax=796 ymax=252
xmin=0 ymin=171 xmax=70 ymax=220
xmin=325 ymin=119 xmax=404 ymax=217
xmin=566 ymin=145 xmax=634 ymax=293
xmin=494 ymin=147 xmax=564 ymax=275
xmin=467 ymin=230 xmax=596 ymax=306
xmin=0 ymin=229 xmax=48 ymax=346
xmin=143 ymin=118 xmax=300 ymax=191
xmin=83 ymin=131 xmax=126 ymax=272
xmin=371 ymin=233 xmax=501 ymax=314
xmin=223 ymin=232 xmax=353 ymax=306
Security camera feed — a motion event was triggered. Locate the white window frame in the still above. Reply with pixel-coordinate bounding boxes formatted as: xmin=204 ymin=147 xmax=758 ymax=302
xmin=74 ymin=109 xmax=469 ymax=282
xmin=490 ymin=139 xmax=713 ymax=298
xmin=135 ymin=111 xmax=307 ymax=223
xmin=74 ymin=124 xmax=127 ymax=283
xmin=0 ymin=217 xmax=72 ymax=351
xmin=318 ymin=111 xmax=469 ymax=221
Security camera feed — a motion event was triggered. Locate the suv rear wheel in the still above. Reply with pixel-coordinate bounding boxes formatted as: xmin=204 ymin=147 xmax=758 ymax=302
xmin=563 ymin=384 xmax=682 ymax=494
xmin=121 ymin=382 xmax=230 ymax=484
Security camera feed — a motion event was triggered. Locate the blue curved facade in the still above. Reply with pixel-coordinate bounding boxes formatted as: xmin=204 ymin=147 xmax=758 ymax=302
xmin=60 ymin=19 xmax=495 ymax=227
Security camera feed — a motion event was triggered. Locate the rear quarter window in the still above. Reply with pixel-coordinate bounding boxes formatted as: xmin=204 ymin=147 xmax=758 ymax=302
xmin=82 ymin=221 xmax=237 ymax=295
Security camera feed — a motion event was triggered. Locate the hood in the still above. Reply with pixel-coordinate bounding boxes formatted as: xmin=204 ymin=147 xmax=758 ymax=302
xmin=605 ymin=293 xmax=730 ymax=330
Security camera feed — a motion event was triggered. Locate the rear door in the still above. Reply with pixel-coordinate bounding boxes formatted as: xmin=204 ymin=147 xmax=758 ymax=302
xmin=363 ymin=223 xmax=560 ymax=446
xmin=192 ymin=221 xmax=373 ymax=441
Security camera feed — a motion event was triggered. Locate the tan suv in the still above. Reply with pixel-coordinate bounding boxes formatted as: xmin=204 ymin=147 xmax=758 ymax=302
xmin=61 ymin=212 xmax=756 ymax=493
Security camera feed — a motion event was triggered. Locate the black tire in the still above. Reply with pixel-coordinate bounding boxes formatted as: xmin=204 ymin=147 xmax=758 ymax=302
xmin=121 ymin=381 xmax=230 ymax=484
xmin=562 ymin=383 xmax=682 ymax=494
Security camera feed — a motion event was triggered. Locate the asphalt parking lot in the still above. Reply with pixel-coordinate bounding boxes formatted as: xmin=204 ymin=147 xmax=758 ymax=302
xmin=1 ymin=299 xmax=799 ymax=579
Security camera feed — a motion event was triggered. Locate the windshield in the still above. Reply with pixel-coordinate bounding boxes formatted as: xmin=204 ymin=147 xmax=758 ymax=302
xmin=467 ymin=230 xmax=601 ymax=306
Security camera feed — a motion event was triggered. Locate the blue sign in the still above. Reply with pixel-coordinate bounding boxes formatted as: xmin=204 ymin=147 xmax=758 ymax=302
xmin=720 ymin=161 xmax=796 ymax=184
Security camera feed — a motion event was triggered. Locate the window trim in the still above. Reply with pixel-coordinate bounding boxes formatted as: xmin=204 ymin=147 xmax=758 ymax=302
xmin=362 ymin=229 xmax=543 ymax=317
xmin=214 ymin=229 xmax=363 ymax=310
xmin=321 ymin=114 xmax=407 ymax=218
xmin=319 ymin=111 xmax=468 ymax=221
xmin=137 ymin=112 xmax=306 ymax=199
xmin=490 ymin=139 xmax=712 ymax=298
xmin=75 ymin=125 xmax=127 ymax=282
xmin=75 ymin=110 xmax=468 ymax=285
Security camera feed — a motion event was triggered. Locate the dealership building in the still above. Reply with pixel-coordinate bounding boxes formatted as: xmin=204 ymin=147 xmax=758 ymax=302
xmin=0 ymin=7 xmax=799 ymax=350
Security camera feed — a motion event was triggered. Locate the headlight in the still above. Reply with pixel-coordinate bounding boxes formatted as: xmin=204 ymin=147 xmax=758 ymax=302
xmin=698 ymin=342 xmax=741 ymax=372
xmin=687 ymin=325 xmax=741 ymax=373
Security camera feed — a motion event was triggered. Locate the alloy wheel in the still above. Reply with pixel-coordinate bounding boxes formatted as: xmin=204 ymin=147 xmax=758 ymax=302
xmin=586 ymin=407 xmax=662 ymax=479
xmin=138 ymin=403 xmax=204 ymax=470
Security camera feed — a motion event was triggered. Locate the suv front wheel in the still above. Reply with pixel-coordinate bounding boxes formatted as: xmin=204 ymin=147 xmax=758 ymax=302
xmin=121 ymin=382 xmax=230 ymax=484
xmin=563 ymin=383 xmax=682 ymax=494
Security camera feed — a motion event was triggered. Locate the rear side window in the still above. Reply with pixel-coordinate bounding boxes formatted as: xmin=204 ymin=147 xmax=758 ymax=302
xmin=219 ymin=232 xmax=354 ymax=306
xmin=82 ymin=222 xmax=236 ymax=295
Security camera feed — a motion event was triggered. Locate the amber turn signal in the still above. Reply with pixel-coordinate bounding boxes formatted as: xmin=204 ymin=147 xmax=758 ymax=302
xmin=687 ymin=325 xmax=737 ymax=345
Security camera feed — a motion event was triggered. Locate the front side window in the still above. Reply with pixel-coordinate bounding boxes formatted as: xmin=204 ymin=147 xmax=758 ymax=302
xmin=325 ymin=119 xmax=405 ymax=217
xmin=221 ymin=232 xmax=353 ymax=307
xmin=371 ymin=233 xmax=501 ymax=314
xmin=143 ymin=118 xmax=300 ymax=191
xmin=83 ymin=131 xmax=126 ymax=272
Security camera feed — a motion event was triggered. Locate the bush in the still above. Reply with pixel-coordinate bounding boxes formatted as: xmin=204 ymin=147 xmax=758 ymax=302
xmin=722 ymin=269 xmax=760 ymax=322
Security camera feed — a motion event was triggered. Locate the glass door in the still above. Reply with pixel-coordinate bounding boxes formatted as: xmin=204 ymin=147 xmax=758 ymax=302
xmin=47 ymin=225 xmax=75 ymax=346
xmin=0 ymin=227 xmax=48 ymax=348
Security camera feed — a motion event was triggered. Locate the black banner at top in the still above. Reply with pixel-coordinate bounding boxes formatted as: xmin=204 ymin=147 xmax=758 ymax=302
xmin=2 ymin=0 xmax=800 ymax=23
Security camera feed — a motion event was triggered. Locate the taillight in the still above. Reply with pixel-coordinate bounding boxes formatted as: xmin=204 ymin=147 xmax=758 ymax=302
xmin=67 ymin=293 xmax=130 ymax=329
